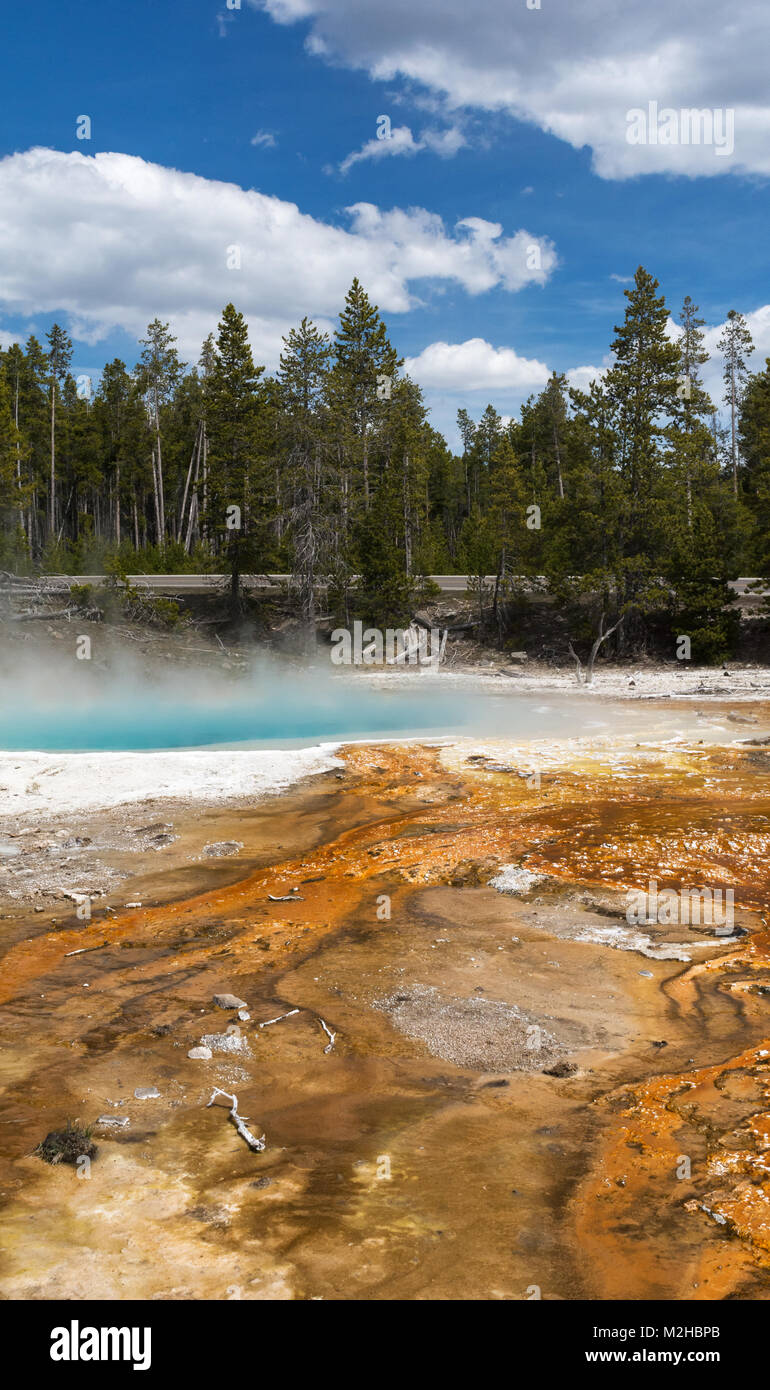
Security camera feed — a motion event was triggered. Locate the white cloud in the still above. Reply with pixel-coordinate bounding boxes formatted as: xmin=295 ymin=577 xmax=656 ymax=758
xmin=253 ymin=0 xmax=770 ymax=178
xmin=338 ymin=121 xmax=466 ymax=173
xmin=421 ymin=125 xmax=467 ymax=157
xmin=404 ymin=338 xmax=550 ymax=392
xmin=0 ymin=147 xmax=557 ymax=363
xmin=566 ymin=363 xmax=607 ymax=392
xmin=0 ymin=330 xmax=21 ymax=350
xmin=339 ymin=124 xmax=422 ymax=173
xmin=251 ymin=130 xmax=277 ymax=148
xmin=346 ymin=206 xmax=557 ymax=291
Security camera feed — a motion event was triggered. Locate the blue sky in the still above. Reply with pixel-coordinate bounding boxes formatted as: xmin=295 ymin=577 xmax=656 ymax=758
xmin=1 ymin=0 xmax=768 ymax=445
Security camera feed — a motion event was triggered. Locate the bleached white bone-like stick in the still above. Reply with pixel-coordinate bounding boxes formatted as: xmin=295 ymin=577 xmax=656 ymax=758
xmin=206 ymin=1088 xmax=265 ymax=1152
xmin=319 ymin=1019 xmax=336 ymax=1054
xmin=259 ymin=1008 xmax=300 ymax=1028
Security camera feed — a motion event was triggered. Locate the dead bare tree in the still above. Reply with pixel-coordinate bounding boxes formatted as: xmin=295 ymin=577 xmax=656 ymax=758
xmin=568 ymin=610 xmax=624 ymax=685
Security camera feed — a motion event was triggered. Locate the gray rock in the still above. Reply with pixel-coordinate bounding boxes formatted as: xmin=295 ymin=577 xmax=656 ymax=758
xmin=187 ymin=1045 xmax=213 ymax=1060
xmin=204 ymin=841 xmax=243 ymax=858
xmin=134 ymin=1086 xmax=160 ymax=1100
xmin=96 ymin=1114 xmax=130 ymax=1128
xmin=213 ymin=993 xmax=247 ymax=1010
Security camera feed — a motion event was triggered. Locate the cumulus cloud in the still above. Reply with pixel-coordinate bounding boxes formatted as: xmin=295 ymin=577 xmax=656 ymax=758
xmin=0 ymin=147 xmax=557 ymax=362
xmin=565 ymin=363 xmax=607 ymax=392
xmin=404 ymin=338 xmax=550 ymax=392
xmin=253 ymin=0 xmax=770 ymax=178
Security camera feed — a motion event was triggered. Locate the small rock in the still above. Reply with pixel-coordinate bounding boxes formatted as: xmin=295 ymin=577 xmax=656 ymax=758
xmin=543 ymin=1061 xmax=578 ymax=1078
xmin=97 ymin=1114 xmax=130 ymax=1128
xmin=134 ymin=1086 xmax=160 ymax=1100
xmin=204 ymin=841 xmax=243 ymax=858
xmin=638 ymin=970 xmax=653 ymax=977
xmin=187 ymin=1046 xmax=212 ymax=1060
xmin=213 ymin=993 xmax=247 ymax=1010
xmin=237 ymin=1008 xmax=250 ymax=1021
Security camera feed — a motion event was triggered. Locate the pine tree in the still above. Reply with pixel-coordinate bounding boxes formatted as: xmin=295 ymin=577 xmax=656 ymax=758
xmin=46 ymin=324 xmax=73 ymax=538
xmin=601 ymin=266 xmax=681 ymax=636
xmin=717 ymin=309 xmax=755 ymax=497
xmin=739 ymin=356 xmax=770 ymax=575
xmin=278 ymin=317 xmax=331 ymax=642
xmin=138 ymin=319 xmax=182 ymax=543
xmin=0 ymin=373 xmax=25 ymax=562
xmin=205 ymin=303 xmax=265 ymax=607
xmin=329 ymin=279 xmax=400 ymax=514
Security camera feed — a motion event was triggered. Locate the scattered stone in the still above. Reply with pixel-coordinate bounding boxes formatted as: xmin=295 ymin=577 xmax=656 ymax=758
xmin=237 ymin=1008 xmax=250 ymax=1021
xmin=134 ymin=1086 xmax=160 ymax=1099
xmin=125 ymin=901 xmax=142 ymax=909
xmin=651 ymin=1040 xmax=668 ymax=1049
xmin=203 ymin=841 xmax=243 ymax=858
xmin=187 ymin=1046 xmax=213 ymax=1060
xmin=213 ymin=993 xmax=247 ymax=1010
xmin=638 ymin=970 xmax=654 ymax=977
xmin=543 ymin=1061 xmax=578 ymax=1077
xmin=96 ymin=1114 xmax=130 ymax=1128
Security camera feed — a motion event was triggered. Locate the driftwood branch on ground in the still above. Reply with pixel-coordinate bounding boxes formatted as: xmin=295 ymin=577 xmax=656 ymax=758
xmin=206 ymin=1088 xmax=265 ymax=1152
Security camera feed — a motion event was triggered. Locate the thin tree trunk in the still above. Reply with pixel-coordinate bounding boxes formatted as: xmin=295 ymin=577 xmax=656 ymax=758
xmin=730 ymin=365 xmax=738 ymax=497
xmin=14 ymin=372 xmax=24 ymax=533
xmin=553 ymin=422 xmax=564 ymax=499
xmin=363 ymin=432 xmax=369 ymax=509
xmin=178 ymin=422 xmax=201 ymax=544
xmin=150 ymin=448 xmax=162 ymax=543
xmin=49 ymin=380 xmax=56 ymax=538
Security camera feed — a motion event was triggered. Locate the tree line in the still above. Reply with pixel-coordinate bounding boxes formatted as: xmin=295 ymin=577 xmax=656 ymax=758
xmin=0 ymin=268 xmax=768 ymax=659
